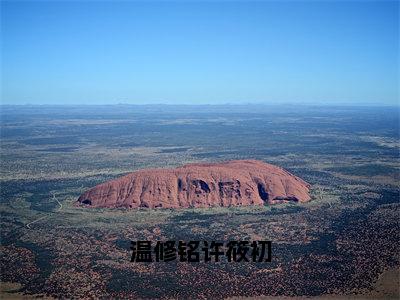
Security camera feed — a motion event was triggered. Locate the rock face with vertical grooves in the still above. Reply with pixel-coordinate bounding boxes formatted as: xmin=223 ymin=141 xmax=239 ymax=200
xmin=77 ymin=160 xmax=311 ymax=209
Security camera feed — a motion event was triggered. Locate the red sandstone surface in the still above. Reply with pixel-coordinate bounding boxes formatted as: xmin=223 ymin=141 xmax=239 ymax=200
xmin=77 ymin=160 xmax=311 ymax=209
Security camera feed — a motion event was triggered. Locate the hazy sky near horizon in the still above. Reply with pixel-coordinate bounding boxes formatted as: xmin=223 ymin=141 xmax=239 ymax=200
xmin=1 ymin=1 xmax=399 ymax=105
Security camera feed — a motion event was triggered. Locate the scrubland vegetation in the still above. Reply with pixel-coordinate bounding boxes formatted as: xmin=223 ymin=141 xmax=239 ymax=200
xmin=1 ymin=105 xmax=399 ymax=298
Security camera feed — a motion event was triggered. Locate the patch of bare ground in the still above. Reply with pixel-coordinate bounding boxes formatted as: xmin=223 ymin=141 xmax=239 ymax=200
xmin=228 ymin=268 xmax=400 ymax=300
xmin=0 ymin=282 xmax=54 ymax=299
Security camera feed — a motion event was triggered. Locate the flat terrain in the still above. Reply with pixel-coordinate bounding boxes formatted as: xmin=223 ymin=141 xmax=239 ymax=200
xmin=0 ymin=105 xmax=399 ymax=299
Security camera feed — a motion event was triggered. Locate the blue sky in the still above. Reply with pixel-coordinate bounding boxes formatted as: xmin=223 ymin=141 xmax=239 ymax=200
xmin=1 ymin=1 xmax=399 ymax=105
